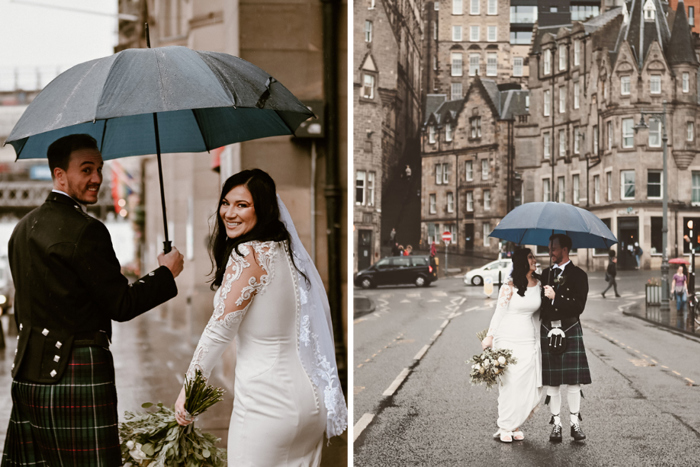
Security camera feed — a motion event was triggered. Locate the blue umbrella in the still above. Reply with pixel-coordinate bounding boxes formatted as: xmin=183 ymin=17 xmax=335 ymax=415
xmin=5 ymin=42 xmax=313 ymax=252
xmin=489 ymin=202 xmax=617 ymax=249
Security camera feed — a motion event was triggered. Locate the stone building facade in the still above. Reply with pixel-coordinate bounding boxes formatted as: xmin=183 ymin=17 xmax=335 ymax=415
xmin=354 ymin=0 xmax=423 ymax=271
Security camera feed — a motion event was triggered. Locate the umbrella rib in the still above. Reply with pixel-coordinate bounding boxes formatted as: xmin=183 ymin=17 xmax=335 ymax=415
xmin=190 ymin=109 xmax=211 ymax=152
xmin=99 ymin=119 xmax=108 ymax=153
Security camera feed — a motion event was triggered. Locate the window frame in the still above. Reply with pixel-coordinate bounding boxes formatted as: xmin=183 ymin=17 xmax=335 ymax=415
xmin=559 ymin=128 xmax=566 ymax=157
xmin=435 ymin=163 xmax=443 ymax=184
xmin=487 ymin=0 xmax=497 ymax=15
xmin=452 ymin=25 xmax=463 ymax=41
xmin=607 ymin=120 xmax=613 ymax=150
xmin=469 ymin=53 xmax=480 ymax=76
xmin=543 ymin=178 xmax=551 ymax=202
xmin=465 ymin=161 xmax=474 ymax=181
xmin=574 ymin=40 xmax=580 ymax=66
xmin=594 ymin=175 xmax=600 ymax=204
xmin=481 ymin=158 xmax=489 ymax=180
xmin=429 ymin=125 xmax=436 ymax=144
xmin=544 ymin=49 xmax=551 ymax=75
xmin=487 ymin=26 xmax=497 ymax=42
xmin=647 ymin=170 xmax=662 ymax=199
xmin=573 ymin=174 xmax=580 ymax=204
xmin=688 ymin=121 xmax=695 ymax=141
xmin=559 ymin=85 xmax=566 ymax=113
xmin=543 ymin=131 xmax=551 ymax=159
xmin=513 ymin=57 xmax=523 ymax=77
xmin=446 ymin=122 xmax=453 ymax=142
xmin=466 ymin=191 xmax=474 ymax=211
xmin=606 ymin=171 xmax=612 ymax=202
xmin=692 ymin=171 xmax=700 ymax=205
xmin=486 ymin=53 xmax=497 ymax=76
xmin=544 ymin=90 xmax=551 ymax=116
xmin=447 ymin=192 xmax=455 ymax=212
xmin=470 ymin=0 xmax=479 ymax=15
xmin=484 ymin=189 xmax=491 ymax=210
xmin=683 ymin=72 xmax=690 ymax=93
xmin=558 ymin=44 xmax=567 ymax=71
xmin=649 ymin=119 xmax=661 ymax=147
xmin=367 ymin=171 xmax=375 ymax=206
xmin=429 ymin=193 xmax=437 ymax=214
xmin=557 ymin=176 xmax=565 ymax=203
xmin=650 ymin=74 xmax=661 ymax=94
xmin=355 ymin=170 xmax=366 ymax=205
xmin=621 ymin=75 xmax=631 ymax=95
xmin=470 ymin=25 xmax=480 ymax=42
xmin=622 ymin=118 xmax=634 ymax=148
xmin=362 ymin=73 xmax=376 ymax=99
xmin=442 ymin=163 xmax=450 ymax=184
xmin=574 ymin=81 xmax=580 ymax=109
xmin=453 ymin=0 xmax=463 ymax=15
xmin=451 ymin=52 xmax=463 ymax=76
xmin=620 ymin=170 xmax=636 ymax=200
xmin=483 ymin=222 xmax=491 ymax=247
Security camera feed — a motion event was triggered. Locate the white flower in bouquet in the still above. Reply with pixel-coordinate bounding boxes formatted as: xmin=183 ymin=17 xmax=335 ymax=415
xmin=479 ymin=367 xmax=485 ymax=374
xmin=129 ymin=443 xmax=149 ymax=462
xmin=483 ymin=360 xmax=490 ymax=368
xmin=498 ymin=356 xmax=506 ymax=365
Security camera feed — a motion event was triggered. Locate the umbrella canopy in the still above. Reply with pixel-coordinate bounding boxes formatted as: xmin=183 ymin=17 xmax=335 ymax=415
xmin=489 ymin=202 xmax=617 ymax=249
xmin=7 ymin=46 xmax=313 ymax=160
xmin=669 ymin=257 xmax=690 ymax=265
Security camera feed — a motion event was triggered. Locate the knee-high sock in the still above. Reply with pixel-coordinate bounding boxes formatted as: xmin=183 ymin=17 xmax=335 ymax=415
xmin=547 ymin=386 xmax=561 ymax=425
xmin=567 ymin=384 xmax=581 ymax=424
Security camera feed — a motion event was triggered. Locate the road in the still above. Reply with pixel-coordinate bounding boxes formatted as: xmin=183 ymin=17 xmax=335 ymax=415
xmin=353 ymin=272 xmax=700 ymax=466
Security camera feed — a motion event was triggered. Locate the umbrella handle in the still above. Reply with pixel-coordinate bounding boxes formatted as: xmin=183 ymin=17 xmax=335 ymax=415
xmin=163 ymin=241 xmax=172 ymax=254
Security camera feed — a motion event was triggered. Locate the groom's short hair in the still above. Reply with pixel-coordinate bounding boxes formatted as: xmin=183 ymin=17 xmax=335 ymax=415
xmin=549 ymin=234 xmax=572 ymax=252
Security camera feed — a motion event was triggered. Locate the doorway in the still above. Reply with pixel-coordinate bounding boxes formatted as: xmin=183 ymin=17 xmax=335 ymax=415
xmin=358 ymin=230 xmax=373 ymax=271
xmin=617 ymin=217 xmax=639 ymax=270
xmin=464 ymin=224 xmax=474 ymax=252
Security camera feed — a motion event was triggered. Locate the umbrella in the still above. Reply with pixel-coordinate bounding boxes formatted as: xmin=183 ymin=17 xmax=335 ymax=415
xmin=669 ymin=257 xmax=690 ymax=265
xmin=5 ymin=42 xmax=313 ymax=252
xmin=489 ymin=202 xmax=617 ymax=249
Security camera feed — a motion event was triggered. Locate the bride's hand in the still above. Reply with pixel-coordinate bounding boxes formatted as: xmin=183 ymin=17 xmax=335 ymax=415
xmin=174 ymin=387 xmax=193 ymax=426
xmin=481 ymin=335 xmax=493 ymax=350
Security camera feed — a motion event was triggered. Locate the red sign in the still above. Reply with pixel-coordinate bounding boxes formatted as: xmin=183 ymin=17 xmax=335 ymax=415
xmin=442 ymin=231 xmax=452 ymax=242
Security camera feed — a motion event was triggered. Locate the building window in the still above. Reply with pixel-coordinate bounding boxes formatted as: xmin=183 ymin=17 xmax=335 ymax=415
xmin=544 ymin=90 xmax=551 ymax=116
xmin=594 ymin=175 xmax=600 ymax=204
xmin=559 ymin=85 xmax=566 ymax=113
xmin=510 ymin=30 xmax=532 ymax=44
xmin=451 ymin=53 xmax=463 ymax=76
xmin=453 ymin=0 xmax=463 ymax=15
xmin=470 ymin=25 xmax=480 ymax=41
xmin=650 ymin=74 xmax=661 ymax=94
xmin=574 ymin=127 xmax=580 ymax=154
xmin=688 ymin=121 xmax=695 ymax=141
xmin=574 ymin=82 xmax=580 ymax=109
xmin=435 ymin=163 xmax=444 ymax=184
xmin=483 ymin=222 xmax=491 ymax=246
xmin=621 ymin=76 xmax=630 ymax=95
xmin=486 ymin=53 xmax=497 ymax=76
xmin=622 ymin=118 xmax=634 ymax=148
xmin=466 ymin=191 xmax=474 ymax=211
xmin=470 ymin=0 xmax=479 ymax=15
xmin=557 ymin=176 xmax=565 ymax=203
xmin=442 ymin=163 xmax=450 ymax=184
xmin=488 ymin=0 xmax=497 ymax=15
xmin=621 ymin=170 xmax=635 ymax=200
xmin=513 ymin=57 xmax=523 ymax=77
xmin=607 ymin=120 xmax=613 ymax=150
xmin=469 ymin=53 xmax=480 ymax=76
xmin=447 ymin=192 xmax=454 ymax=212
xmin=574 ymin=40 xmax=580 ymax=66
xmin=471 ymin=117 xmax=481 ymax=138
xmin=644 ymin=0 xmax=656 ymax=20
xmin=368 ymin=0 xmax=375 ymax=9
xmin=559 ymin=44 xmax=567 ymax=71
xmin=650 ymin=217 xmax=662 ymax=254
xmin=692 ymin=171 xmax=700 ymax=204
xmin=362 ymin=74 xmax=375 ymax=99
xmin=559 ymin=129 xmax=566 ymax=157
xmin=487 ymin=26 xmax=497 ymax=42
xmin=452 ymin=25 xmax=463 ymax=41
xmin=481 ymin=158 xmax=489 ymax=180
xmin=573 ymin=174 xmax=580 ymax=204
xmin=429 ymin=194 xmax=437 ymax=213
xmin=593 ymin=125 xmax=598 ymax=154
xmin=433 ymin=55 xmax=437 ymax=70
xmin=429 ymin=125 xmax=436 ymax=144
xmin=356 ymin=170 xmax=366 ymax=205
xmin=544 ymin=49 xmax=551 ymax=75
xmin=543 ymin=178 xmax=551 ymax=202
xmin=484 ymin=190 xmax=491 ymax=210
xmin=683 ymin=72 xmax=690 ymax=93
xmin=446 ymin=123 xmax=453 ymax=142
xmin=647 ymin=170 xmax=662 ymax=199
xmin=572 ymin=4 xmax=599 ymax=21
xmin=435 ymin=1 xmax=440 ymax=10
xmin=606 ymin=171 xmax=612 ymax=201
xmin=365 ymin=21 xmax=373 ymax=42
xmin=595 ymin=218 xmax=612 ymax=255
xmin=649 ymin=119 xmax=661 ymax=147
xmin=690 ymin=6 xmax=696 ymax=26
xmin=367 ymin=171 xmax=375 ymax=206
xmin=466 ymin=161 xmax=474 ymax=181
xmin=543 ymin=132 xmax=551 ymax=159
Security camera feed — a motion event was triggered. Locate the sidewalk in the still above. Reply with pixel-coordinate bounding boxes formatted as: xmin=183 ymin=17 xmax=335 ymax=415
xmin=0 ymin=313 xmax=347 ymax=464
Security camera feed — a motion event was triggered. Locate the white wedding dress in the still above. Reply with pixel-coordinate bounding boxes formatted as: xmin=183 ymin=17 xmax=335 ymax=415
xmin=186 ymin=240 xmax=327 ymax=466
xmin=487 ymin=282 xmax=543 ymax=433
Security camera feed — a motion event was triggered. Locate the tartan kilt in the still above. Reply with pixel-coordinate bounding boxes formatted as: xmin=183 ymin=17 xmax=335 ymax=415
xmin=541 ymin=321 xmax=592 ymax=386
xmin=1 ymin=346 xmax=122 ymax=466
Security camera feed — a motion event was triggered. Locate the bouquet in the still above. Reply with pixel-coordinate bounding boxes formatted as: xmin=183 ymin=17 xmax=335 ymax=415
xmin=120 ymin=369 xmax=227 ymax=466
xmin=467 ymin=330 xmax=517 ymax=390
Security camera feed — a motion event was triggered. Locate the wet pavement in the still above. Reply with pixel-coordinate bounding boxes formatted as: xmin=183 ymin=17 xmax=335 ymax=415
xmin=0 ymin=312 xmax=347 ymax=465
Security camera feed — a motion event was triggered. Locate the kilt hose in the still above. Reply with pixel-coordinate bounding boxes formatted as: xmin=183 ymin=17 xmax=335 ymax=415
xmin=541 ymin=321 xmax=592 ymax=386
xmin=1 ymin=346 xmax=122 ymax=466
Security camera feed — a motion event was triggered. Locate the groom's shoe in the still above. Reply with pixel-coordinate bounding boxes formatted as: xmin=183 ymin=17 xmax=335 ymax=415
xmin=570 ymin=423 xmax=586 ymax=441
xmin=549 ymin=424 xmax=562 ymax=443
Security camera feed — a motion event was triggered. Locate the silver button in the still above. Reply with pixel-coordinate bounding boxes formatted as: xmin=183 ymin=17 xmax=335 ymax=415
xmin=149 ymin=272 xmax=155 ymax=276
xmin=11 ymin=363 xmax=14 ymax=369
xmin=50 ymin=370 xmax=57 ymax=377
xmin=14 ymin=348 xmax=17 ymax=355
xmin=19 ymin=324 xmax=23 ymax=331
xmin=55 ymin=341 xmax=62 ymax=349
xmin=53 ymin=355 xmax=60 ymax=362
xmin=42 ymin=329 xmax=49 ymax=336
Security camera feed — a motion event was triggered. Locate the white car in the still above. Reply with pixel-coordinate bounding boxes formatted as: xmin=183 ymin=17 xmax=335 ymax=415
xmin=464 ymin=259 xmax=512 ymax=286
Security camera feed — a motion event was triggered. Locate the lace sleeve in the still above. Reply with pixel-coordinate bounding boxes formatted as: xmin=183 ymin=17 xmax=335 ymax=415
xmin=486 ymin=282 xmax=514 ymax=337
xmin=185 ymin=242 xmax=273 ymax=383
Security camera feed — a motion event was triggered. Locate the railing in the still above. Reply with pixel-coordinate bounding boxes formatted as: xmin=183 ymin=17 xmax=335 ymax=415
xmin=645 ymin=284 xmax=663 ymax=305
xmin=0 ymin=181 xmax=112 ymax=208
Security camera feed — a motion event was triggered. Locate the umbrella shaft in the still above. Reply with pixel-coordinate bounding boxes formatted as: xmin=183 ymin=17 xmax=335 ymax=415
xmin=153 ymin=113 xmax=171 ymax=254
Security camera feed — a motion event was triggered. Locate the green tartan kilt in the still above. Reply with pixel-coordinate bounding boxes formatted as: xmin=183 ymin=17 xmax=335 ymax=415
xmin=541 ymin=321 xmax=592 ymax=386
xmin=1 ymin=346 xmax=122 ymax=466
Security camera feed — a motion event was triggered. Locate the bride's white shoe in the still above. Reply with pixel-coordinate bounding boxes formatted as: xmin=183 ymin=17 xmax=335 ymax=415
xmin=512 ymin=430 xmax=524 ymax=441
xmin=493 ymin=429 xmax=513 ymax=443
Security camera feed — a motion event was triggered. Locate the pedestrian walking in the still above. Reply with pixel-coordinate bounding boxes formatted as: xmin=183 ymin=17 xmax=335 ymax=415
xmin=672 ymin=266 xmax=689 ymax=328
xmin=2 ymin=134 xmax=185 ymax=465
xmin=392 ymin=242 xmax=401 ymax=257
xmin=389 ymin=227 xmax=397 ymax=246
xmin=633 ymin=242 xmax=643 ymax=269
xmin=601 ymin=251 xmax=621 ymax=298
xmin=405 ymin=164 xmax=412 ymax=180
xmin=430 ymin=241 xmax=437 ymax=258
xmin=404 ymin=245 xmax=413 ymax=256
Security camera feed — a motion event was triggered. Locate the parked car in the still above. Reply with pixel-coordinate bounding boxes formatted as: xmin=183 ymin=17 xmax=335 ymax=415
xmin=464 ymin=258 xmax=541 ymax=286
xmin=354 ymin=255 xmax=437 ymax=288
xmin=0 ymin=256 xmax=14 ymax=316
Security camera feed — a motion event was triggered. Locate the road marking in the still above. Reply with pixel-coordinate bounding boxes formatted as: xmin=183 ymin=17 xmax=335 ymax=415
xmin=440 ymin=319 xmax=450 ymax=329
xmin=354 ymin=413 xmax=375 ymax=442
xmin=685 ymin=378 xmax=695 ymax=384
xmin=357 ymin=363 xmax=363 ymax=368
xmin=414 ymin=345 xmax=430 ymax=361
xmin=431 ymin=329 xmax=442 ymax=341
xmin=672 ymin=370 xmax=682 ymax=376
xmin=427 ymin=299 xmax=441 ymax=303
xmin=400 ymin=299 xmax=410 ymax=303
xmin=383 ymin=368 xmax=411 ymax=396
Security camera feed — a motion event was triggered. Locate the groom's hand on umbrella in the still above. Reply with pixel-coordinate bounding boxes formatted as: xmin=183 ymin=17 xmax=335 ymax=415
xmin=159 ymin=247 xmax=185 ymax=278
xmin=544 ymin=285 xmax=555 ymax=300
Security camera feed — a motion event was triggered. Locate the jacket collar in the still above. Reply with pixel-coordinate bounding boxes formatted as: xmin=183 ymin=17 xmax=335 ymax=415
xmin=47 ymin=191 xmax=87 ymax=212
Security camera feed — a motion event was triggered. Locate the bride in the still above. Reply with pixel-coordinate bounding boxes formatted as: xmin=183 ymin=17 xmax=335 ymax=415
xmin=481 ymin=248 xmax=542 ymax=442
xmin=174 ymin=169 xmax=347 ymax=465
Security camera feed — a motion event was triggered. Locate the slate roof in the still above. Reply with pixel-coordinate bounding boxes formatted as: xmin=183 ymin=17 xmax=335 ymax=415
xmin=500 ymin=90 xmax=530 ymax=120
xmin=666 ymin=0 xmax=698 ymax=65
xmin=614 ymin=0 xmax=671 ymax=68
xmin=432 ymin=99 xmax=462 ymax=125
xmin=424 ymin=94 xmax=447 ymax=124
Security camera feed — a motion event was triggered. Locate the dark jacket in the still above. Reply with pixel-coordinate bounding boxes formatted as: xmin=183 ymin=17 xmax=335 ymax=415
xmin=9 ymin=192 xmax=178 ymax=383
xmin=607 ymin=260 xmax=617 ymax=278
xmin=540 ymin=262 xmax=589 ymax=322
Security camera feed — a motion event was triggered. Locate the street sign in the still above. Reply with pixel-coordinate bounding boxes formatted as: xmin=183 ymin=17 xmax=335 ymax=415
xmin=442 ymin=231 xmax=452 ymax=243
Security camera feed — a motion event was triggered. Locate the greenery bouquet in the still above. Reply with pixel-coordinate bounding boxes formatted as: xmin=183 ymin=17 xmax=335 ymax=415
xmin=467 ymin=330 xmax=518 ymax=390
xmin=120 ymin=369 xmax=227 ymax=466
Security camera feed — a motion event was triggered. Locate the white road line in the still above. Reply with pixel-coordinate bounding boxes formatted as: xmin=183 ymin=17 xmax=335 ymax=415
xmin=463 ymin=305 xmax=481 ymax=313
xmin=383 ymin=368 xmax=411 ymax=396
xmin=431 ymin=329 xmax=442 ymax=341
xmin=414 ymin=344 xmax=430 ymax=361
xmin=353 ymin=413 xmax=375 ymax=442
xmin=440 ymin=319 xmax=450 ymax=329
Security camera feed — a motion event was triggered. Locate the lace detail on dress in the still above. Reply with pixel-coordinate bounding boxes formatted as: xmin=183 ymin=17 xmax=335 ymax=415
xmin=186 ymin=341 xmax=210 ymax=381
xmin=299 ymin=315 xmax=311 ymax=346
xmin=497 ymin=283 xmax=514 ymax=309
xmin=308 ymin=329 xmax=347 ymax=436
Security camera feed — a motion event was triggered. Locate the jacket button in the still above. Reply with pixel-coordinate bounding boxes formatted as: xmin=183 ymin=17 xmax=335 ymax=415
xmin=55 ymin=341 xmax=62 ymax=349
xmin=19 ymin=324 xmax=23 ymax=331
xmin=54 ymin=355 xmax=60 ymax=362
xmin=42 ymin=329 xmax=50 ymax=336
xmin=50 ymin=370 xmax=57 ymax=377
xmin=149 ymin=272 xmax=155 ymax=276
xmin=11 ymin=363 xmax=14 ymax=369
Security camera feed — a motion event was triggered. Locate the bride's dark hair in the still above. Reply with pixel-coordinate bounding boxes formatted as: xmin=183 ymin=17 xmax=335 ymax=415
xmin=209 ymin=169 xmax=303 ymax=290
xmin=511 ymin=248 xmax=533 ymax=297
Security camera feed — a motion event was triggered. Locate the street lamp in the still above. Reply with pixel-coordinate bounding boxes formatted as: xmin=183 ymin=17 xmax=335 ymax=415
xmin=634 ymin=101 xmax=669 ymax=311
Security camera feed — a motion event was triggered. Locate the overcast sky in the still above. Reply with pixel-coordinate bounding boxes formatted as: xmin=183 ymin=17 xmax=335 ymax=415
xmin=0 ymin=0 xmax=118 ymax=91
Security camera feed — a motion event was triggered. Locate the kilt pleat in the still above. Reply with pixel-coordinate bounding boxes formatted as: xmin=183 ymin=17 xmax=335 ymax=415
xmin=1 ymin=346 xmax=122 ymax=466
xmin=541 ymin=322 xmax=592 ymax=386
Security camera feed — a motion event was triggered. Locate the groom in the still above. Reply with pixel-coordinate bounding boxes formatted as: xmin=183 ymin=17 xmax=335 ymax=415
xmin=540 ymin=234 xmax=591 ymax=442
